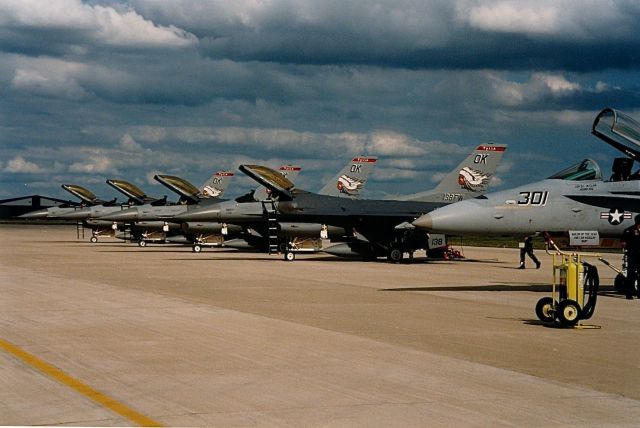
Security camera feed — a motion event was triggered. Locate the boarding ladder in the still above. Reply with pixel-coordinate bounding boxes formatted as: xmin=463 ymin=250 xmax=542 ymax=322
xmin=76 ymin=220 xmax=84 ymax=240
xmin=261 ymin=200 xmax=280 ymax=254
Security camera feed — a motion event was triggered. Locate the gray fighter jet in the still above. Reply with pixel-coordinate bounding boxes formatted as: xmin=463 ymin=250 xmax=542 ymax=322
xmin=219 ymin=157 xmax=378 ymax=254
xmin=98 ymin=167 xmax=290 ymax=248
xmin=173 ymin=145 xmax=506 ymax=261
xmin=19 ymin=184 xmax=116 ymax=220
xmin=97 ymin=171 xmax=234 ymax=246
xmin=413 ymin=108 xmax=640 ymax=248
xmin=56 ymin=179 xmax=171 ymax=242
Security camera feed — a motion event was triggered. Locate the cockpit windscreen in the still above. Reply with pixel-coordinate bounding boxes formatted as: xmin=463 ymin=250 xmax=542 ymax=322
xmin=548 ymin=159 xmax=602 ymax=181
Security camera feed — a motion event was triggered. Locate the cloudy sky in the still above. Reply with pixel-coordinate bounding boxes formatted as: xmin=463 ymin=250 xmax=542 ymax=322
xmin=2 ymin=0 xmax=640 ymax=201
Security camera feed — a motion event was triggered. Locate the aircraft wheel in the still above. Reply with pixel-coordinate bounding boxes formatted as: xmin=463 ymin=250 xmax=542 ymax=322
xmin=192 ymin=244 xmax=202 ymax=253
xmin=614 ymin=273 xmax=625 ymax=294
xmin=284 ymin=252 xmax=295 ymax=262
xmin=388 ymin=248 xmax=403 ymax=263
xmin=535 ymin=297 xmax=556 ymax=323
xmin=556 ymin=299 xmax=581 ymax=327
xmin=138 ymin=240 xmax=147 ymax=247
xmin=90 ymin=236 xmax=98 ymax=243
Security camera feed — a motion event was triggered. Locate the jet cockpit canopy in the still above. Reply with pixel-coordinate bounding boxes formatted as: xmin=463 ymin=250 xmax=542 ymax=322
xmin=593 ymin=108 xmax=640 ymax=160
xmin=548 ymin=159 xmax=602 ymax=181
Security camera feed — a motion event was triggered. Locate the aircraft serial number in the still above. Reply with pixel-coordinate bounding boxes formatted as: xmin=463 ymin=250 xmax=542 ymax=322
xmin=518 ymin=191 xmax=549 ymax=206
xmin=443 ymin=193 xmax=463 ymax=202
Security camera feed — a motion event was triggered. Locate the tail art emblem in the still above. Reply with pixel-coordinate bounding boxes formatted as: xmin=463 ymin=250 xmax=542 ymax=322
xmin=458 ymin=167 xmax=490 ymax=191
xmin=202 ymin=186 xmax=223 ymax=197
xmin=336 ymin=175 xmax=364 ymax=195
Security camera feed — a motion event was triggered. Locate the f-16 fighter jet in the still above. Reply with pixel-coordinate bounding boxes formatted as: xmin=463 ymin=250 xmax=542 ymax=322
xmin=173 ymin=145 xmax=506 ymax=261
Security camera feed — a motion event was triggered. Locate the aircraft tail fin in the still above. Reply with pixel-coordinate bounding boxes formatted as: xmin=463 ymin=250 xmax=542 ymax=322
xmin=401 ymin=144 xmax=507 ymax=202
xmin=319 ymin=156 xmax=377 ymax=198
xmin=200 ymin=171 xmax=234 ymax=199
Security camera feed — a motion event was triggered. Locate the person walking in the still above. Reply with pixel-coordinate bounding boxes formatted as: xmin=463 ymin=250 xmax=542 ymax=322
xmin=621 ymin=215 xmax=640 ymax=299
xmin=519 ymin=235 xmax=541 ymax=269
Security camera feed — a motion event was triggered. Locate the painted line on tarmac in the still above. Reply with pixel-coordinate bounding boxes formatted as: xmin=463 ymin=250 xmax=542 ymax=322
xmin=0 ymin=337 xmax=162 ymax=427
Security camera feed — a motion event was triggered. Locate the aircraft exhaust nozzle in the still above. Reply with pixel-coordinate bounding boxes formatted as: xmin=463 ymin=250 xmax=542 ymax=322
xmin=57 ymin=208 xmax=93 ymax=220
xmin=412 ymin=213 xmax=433 ymax=231
xmin=18 ymin=208 xmax=50 ymax=219
xmin=98 ymin=210 xmax=138 ymax=222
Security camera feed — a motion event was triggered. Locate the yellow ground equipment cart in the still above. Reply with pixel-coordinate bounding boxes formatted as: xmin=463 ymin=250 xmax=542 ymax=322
xmin=535 ymin=240 xmax=600 ymax=327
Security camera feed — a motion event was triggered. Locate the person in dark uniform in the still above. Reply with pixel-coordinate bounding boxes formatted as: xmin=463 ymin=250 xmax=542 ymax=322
xmin=621 ymin=214 xmax=640 ymax=299
xmin=518 ymin=235 xmax=541 ymax=269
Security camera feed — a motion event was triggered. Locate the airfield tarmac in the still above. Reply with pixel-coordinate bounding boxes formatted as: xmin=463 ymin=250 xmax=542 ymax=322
xmin=1 ymin=224 xmax=639 ymax=426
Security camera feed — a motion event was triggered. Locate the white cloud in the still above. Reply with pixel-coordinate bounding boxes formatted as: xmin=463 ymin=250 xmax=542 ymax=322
xmin=0 ymin=0 xmax=197 ymax=48
xmin=119 ymin=134 xmax=143 ymax=151
xmin=69 ymin=154 xmax=116 ymax=173
xmin=4 ymin=156 xmax=42 ymax=173
xmin=456 ymin=0 xmax=638 ymax=41
xmin=460 ymin=1 xmax=559 ymax=35
xmin=9 ymin=56 xmax=134 ymax=101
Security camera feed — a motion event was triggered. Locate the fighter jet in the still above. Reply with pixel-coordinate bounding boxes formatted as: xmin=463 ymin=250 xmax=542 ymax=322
xmin=56 ymin=179 xmax=167 ymax=242
xmin=97 ymin=171 xmax=235 ymax=246
xmin=173 ymin=145 xmax=506 ymax=261
xmin=219 ymin=157 xmax=378 ymax=254
xmin=19 ymin=184 xmax=116 ymax=220
xmin=413 ymin=108 xmax=640 ymax=247
xmin=118 ymin=158 xmax=377 ymax=252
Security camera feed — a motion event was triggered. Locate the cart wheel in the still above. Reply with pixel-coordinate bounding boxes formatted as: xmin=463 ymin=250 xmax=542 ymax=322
xmin=284 ymin=252 xmax=295 ymax=261
xmin=138 ymin=240 xmax=147 ymax=247
xmin=556 ymin=300 xmax=581 ymax=327
xmin=535 ymin=297 xmax=556 ymax=323
xmin=90 ymin=236 xmax=98 ymax=243
xmin=192 ymin=244 xmax=202 ymax=253
xmin=614 ymin=273 xmax=626 ymax=294
xmin=388 ymin=248 xmax=403 ymax=263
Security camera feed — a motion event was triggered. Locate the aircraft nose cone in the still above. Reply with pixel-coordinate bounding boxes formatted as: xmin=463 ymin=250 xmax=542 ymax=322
xmin=18 ymin=208 xmax=49 ymax=219
xmin=98 ymin=210 xmax=138 ymax=222
xmin=412 ymin=213 xmax=433 ymax=230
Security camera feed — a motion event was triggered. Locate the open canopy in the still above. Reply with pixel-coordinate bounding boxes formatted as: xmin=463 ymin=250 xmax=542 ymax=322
xmin=155 ymin=175 xmax=200 ymax=203
xmin=593 ymin=108 xmax=640 ymax=160
xmin=548 ymin=158 xmax=602 ymax=181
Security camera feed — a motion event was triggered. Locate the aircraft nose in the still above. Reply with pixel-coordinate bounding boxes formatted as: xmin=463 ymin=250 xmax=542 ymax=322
xmin=98 ymin=210 xmax=138 ymax=222
xmin=413 ymin=200 xmax=480 ymax=234
xmin=18 ymin=208 xmax=49 ymax=219
xmin=412 ymin=213 xmax=432 ymax=230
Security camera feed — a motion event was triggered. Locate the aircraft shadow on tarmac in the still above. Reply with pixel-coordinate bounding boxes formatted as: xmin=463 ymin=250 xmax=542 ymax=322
xmin=380 ymin=283 xmax=551 ymax=293
xmin=381 ymin=283 xmax=619 ymax=294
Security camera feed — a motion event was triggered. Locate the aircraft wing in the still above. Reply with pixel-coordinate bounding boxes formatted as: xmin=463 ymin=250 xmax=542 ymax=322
xmin=565 ymin=194 xmax=640 ymax=212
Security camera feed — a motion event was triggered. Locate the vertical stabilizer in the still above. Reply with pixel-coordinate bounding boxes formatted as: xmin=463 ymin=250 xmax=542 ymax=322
xmin=319 ymin=156 xmax=377 ymax=198
xmin=399 ymin=144 xmax=507 ymax=202
xmin=201 ymin=171 xmax=234 ymax=198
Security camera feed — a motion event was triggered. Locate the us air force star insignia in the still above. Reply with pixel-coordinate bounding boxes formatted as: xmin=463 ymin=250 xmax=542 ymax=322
xmin=608 ymin=208 xmax=624 ymax=225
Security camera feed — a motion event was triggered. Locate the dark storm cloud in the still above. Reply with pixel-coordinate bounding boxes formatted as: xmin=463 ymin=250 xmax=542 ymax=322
xmin=130 ymin=0 xmax=640 ymax=72
xmin=2 ymin=1 xmax=640 ymax=200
